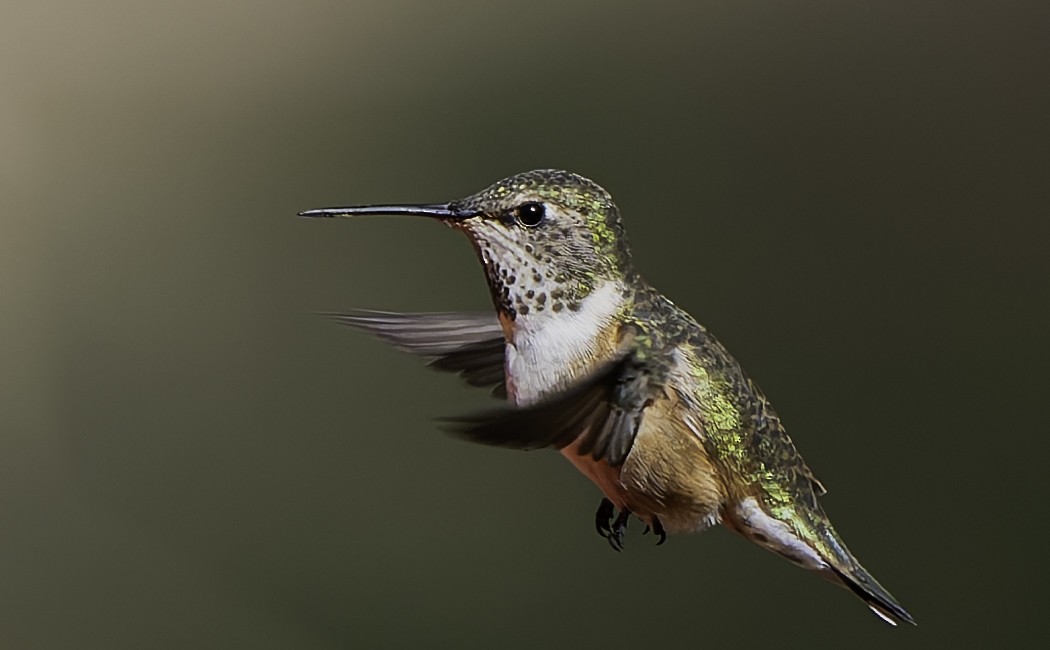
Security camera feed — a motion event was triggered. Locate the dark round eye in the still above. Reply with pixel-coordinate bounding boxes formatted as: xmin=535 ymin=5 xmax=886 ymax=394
xmin=515 ymin=202 xmax=546 ymax=228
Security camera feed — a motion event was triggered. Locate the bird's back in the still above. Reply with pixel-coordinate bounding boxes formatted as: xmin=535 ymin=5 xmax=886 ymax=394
xmin=635 ymin=290 xmax=914 ymax=625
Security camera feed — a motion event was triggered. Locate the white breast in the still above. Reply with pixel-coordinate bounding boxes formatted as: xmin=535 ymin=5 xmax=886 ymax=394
xmin=506 ymin=281 xmax=625 ymax=406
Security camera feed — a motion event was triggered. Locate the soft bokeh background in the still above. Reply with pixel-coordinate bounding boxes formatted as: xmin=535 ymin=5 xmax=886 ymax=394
xmin=3 ymin=1 xmax=1047 ymax=648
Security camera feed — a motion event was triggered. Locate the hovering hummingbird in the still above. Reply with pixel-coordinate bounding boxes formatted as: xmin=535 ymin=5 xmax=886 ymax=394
xmin=300 ymin=169 xmax=914 ymax=625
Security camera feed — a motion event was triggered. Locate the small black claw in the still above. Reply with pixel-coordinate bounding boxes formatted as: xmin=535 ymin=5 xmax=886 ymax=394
xmin=595 ymin=498 xmax=615 ymax=539
xmin=651 ymin=516 xmax=667 ymax=546
xmin=607 ymin=509 xmax=631 ymax=552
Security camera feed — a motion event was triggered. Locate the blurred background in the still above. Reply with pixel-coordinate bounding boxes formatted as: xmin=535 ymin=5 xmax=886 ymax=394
xmin=2 ymin=1 xmax=1047 ymax=648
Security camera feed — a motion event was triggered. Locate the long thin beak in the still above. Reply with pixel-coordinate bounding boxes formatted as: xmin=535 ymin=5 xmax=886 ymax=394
xmin=298 ymin=203 xmax=469 ymax=220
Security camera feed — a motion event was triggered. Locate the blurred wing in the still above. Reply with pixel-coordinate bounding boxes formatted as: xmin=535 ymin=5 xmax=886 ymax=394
xmin=443 ymin=346 xmax=656 ymax=467
xmin=323 ymin=310 xmax=507 ymax=396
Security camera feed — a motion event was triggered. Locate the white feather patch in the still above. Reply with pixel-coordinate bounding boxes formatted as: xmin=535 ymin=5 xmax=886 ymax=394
xmin=507 ymin=281 xmax=625 ymax=406
xmin=737 ymin=497 xmax=827 ymax=570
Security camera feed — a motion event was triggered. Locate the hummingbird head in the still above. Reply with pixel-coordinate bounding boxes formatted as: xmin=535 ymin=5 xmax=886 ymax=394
xmin=449 ymin=169 xmax=635 ymax=318
xmin=301 ymin=169 xmax=635 ymax=320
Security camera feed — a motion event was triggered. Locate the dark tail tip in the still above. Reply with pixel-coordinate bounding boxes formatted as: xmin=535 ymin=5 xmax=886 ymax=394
xmin=828 ymin=564 xmax=916 ymax=626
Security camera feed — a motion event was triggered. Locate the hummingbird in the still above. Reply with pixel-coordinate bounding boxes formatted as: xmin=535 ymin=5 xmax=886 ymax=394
xmin=300 ymin=169 xmax=914 ymax=626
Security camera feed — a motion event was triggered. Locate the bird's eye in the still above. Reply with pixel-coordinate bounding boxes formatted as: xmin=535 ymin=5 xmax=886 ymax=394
xmin=515 ymin=202 xmax=546 ymax=228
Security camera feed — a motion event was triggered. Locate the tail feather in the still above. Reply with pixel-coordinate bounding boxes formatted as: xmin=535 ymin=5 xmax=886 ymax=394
xmin=726 ymin=500 xmax=915 ymax=625
xmin=816 ymin=525 xmax=915 ymax=625
xmin=827 ymin=562 xmax=916 ymax=626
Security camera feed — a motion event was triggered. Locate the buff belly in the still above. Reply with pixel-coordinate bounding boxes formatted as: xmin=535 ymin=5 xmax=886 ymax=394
xmin=559 ymin=397 xmax=726 ymax=535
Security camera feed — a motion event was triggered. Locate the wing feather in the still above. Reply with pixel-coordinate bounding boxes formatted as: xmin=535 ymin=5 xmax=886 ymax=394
xmin=323 ymin=310 xmax=507 ymax=396
xmin=443 ymin=345 xmax=657 ymax=467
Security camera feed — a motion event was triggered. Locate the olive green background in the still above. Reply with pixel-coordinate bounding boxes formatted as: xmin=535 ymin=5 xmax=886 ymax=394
xmin=3 ymin=1 xmax=1047 ymax=648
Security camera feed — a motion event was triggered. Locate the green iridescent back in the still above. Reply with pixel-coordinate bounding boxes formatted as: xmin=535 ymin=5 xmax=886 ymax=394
xmin=624 ymin=284 xmax=831 ymax=534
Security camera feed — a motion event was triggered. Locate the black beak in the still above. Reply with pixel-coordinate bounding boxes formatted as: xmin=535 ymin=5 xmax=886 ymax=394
xmin=298 ymin=203 xmax=471 ymax=220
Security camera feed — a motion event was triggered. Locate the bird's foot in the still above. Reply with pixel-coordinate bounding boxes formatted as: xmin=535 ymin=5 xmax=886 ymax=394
xmin=594 ymin=498 xmax=632 ymax=551
xmin=642 ymin=516 xmax=667 ymax=546
xmin=607 ymin=509 xmax=631 ymax=552
xmin=595 ymin=498 xmax=615 ymax=540
xmin=595 ymin=500 xmax=652 ymax=551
